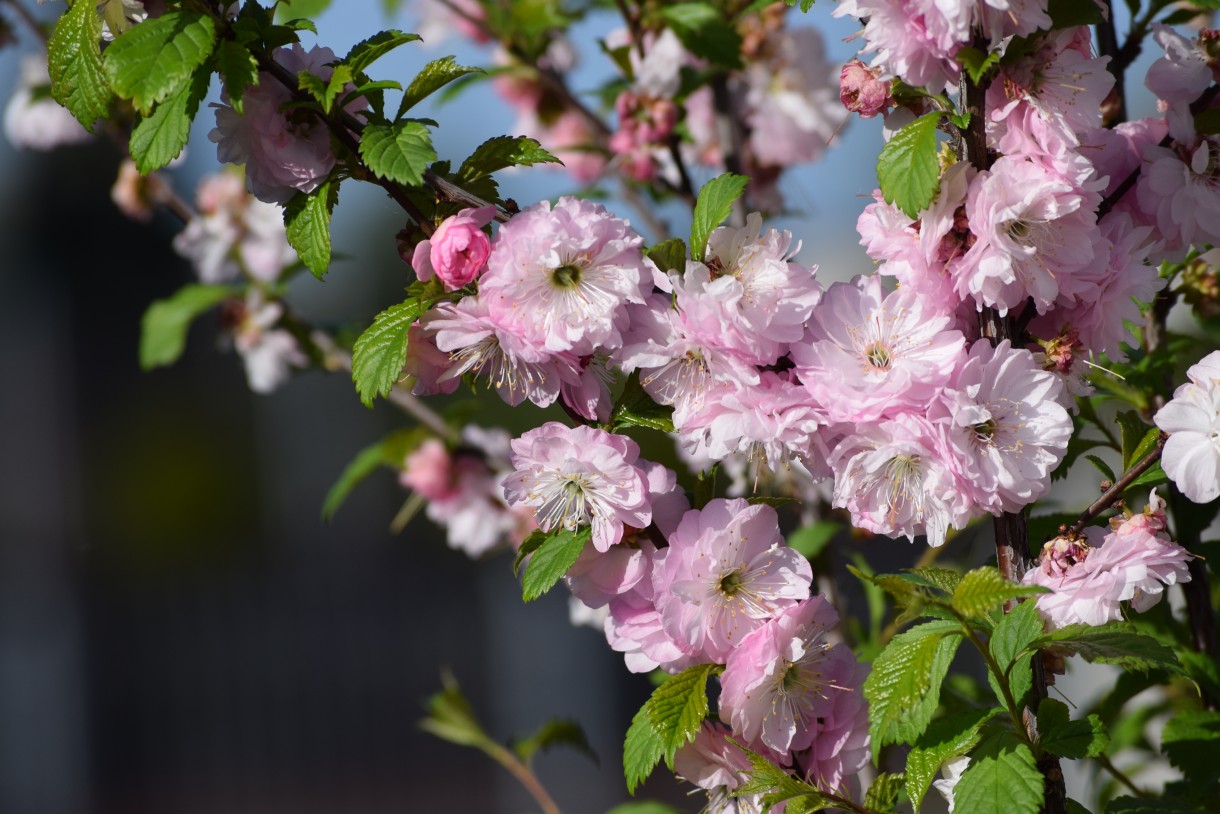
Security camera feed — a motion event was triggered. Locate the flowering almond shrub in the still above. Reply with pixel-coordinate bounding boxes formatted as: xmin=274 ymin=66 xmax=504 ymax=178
xmin=8 ymin=0 xmax=1220 ymax=812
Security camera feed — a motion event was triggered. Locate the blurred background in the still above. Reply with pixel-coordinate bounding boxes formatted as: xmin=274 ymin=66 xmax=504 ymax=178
xmin=0 ymin=1 xmax=1167 ymax=812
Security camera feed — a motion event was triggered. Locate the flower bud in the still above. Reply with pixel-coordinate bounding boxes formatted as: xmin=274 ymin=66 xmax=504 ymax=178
xmin=840 ymin=59 xmax=892 ymax=118
xmin=424 ymin=206 xmax=496 ymax=291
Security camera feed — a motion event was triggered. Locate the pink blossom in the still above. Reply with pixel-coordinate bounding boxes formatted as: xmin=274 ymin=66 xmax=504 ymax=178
xmin=401 ymin=439 xmax=458 ymax=502
xmin=935 ymin=340 xmax=1072 ymax=514
xmin=654 ymin=499 xmax=811 ymax=663
xmin=481 ymin=197 xmax=650 ymax=356
xmin=411 ymin=206 xmax=496 ymax=290
xmin=719 ymin=596 xmax=865 ymax=760
xmin=402 ymin=322 xmax=460 ymax=397
xmin=840 ymin=59 xmax=893 ymax=118
xmin=791 ymin=275 xmax=966 ymax=423
xmin=1145 ymin=24 xmax=1214 ymax=107
xmin=829 ymin=414 xmax=977 ymax=547
xmin=1137 ymin=139 xmax=1220 ymax=258
xmin=211 ymin=45 xmax=361 ymax=204
xmin=1155 ymin=350 xmax=1220 ymax=503
xmin=111 ymin=160 xmax=152 ymax=222
xmin=604 ymin=552 xmax=692 ymax=674
xmin=503 ymin=423 xmax=650 ymax=553
xmin=230 ymin=294 xmax=307 ymax=394
xmin=835 ymin=0 xmax=966 ymax=92
xmin=674 ymin=722 xmax=777 ymax=813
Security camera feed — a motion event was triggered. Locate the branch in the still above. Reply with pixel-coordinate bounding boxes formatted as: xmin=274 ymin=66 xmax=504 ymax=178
xmin=1067 ymin=434 xmax=1166 ymax=535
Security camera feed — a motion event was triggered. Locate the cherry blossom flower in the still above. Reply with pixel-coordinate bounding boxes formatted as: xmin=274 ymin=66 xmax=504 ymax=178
xmin=1155 ymin=350 xmax=1220 ymax=503
xmin=1145 ymin=24 xmax=1213 ymax=108
xmin=654 ymin=499 xmax=811 ymax=662
xmin=481 ymin=197 xmax=650 ymax=356
xmin=411 ymin=206 xmax=496 ymax=291
xmin=211 ymin=44 xmax=363 ymax=204
xmin=719 ymin=596 xmax=864 ymax=758
xmin=935 ymin=340 xmax=1072 ymax=514
xmin=229 ymin=293 xmax=308 ymax=394
xmin=791 ymin=275 xmax=966 ymax=422
xmin=933 ymin=756 xmax=970 ymax=813
xmin=503 ymin=423 xmax=650 ymax=553
xmin=840 ymin=59 xmax=893 ymax=118
xmin=674 ymin=722 xmax=775 ymax=814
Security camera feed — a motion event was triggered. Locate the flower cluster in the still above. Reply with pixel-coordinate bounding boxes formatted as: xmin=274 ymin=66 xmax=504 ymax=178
xmin=502 ymin=422 xmax=870 ymax=800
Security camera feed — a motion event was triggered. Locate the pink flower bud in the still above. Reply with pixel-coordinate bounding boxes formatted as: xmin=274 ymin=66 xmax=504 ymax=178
xmin=427 ymin=206 xmax=496 ymax=291
xmin=840 ymin=59 xmax=892 ymax=119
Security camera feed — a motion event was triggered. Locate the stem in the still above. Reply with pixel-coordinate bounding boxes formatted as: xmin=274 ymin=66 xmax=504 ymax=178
xmin=310 ymin=329 xmax=458 ymax=443
xmin=1067 ymin=434 xmax=1165 ymax=535
xmin=959 ymin=616 xmax=1029 ymax=739
xmin=483 ymin=741 xmax=563 ymax=814
xmin=1096 ymin=754 xmax=1151 ymax=798
xmin=1095 ymin=0 xmax=1126 ymax=125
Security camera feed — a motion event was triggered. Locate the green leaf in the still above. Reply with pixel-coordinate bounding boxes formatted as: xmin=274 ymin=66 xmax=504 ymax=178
xmin=957 ymin=46 xmax=1001 ymax=85
xmin=877 ymin=112 xmax=941 ymax=218
xmin=521 ymin=527 xmax=590 ymax=602
xmin=906 ymin=707 xmax=998 ymax=812
xmin=103 ymin=12 xmax=216 ymax=115
xmin=1161 ymin=709 xmax=1220 ymax=787
xmin=344 ymin=29 xmax=422 ymax=75
xmin=988 ymin=599 xmax=1043 ymax=708
xmin=951 ymin=566 xmax=1045 ymax=619
xmin=1117 ymin=411 xmax=1155 ymax=470
xmin=904 ymin=567 xmax=963 ymax=596
xmin=360 ymin=121 xmax=437 ymax=187
xmin=321 ymin=442 xmax=386 ymax=521
xmin=456 ymin=134 xmax=561 ymax=182
xmin=690 ymin=173 xmax=749 ymax=261
xmin=1126 ymin=426 xmax=1162 ymax=470
xmin=1036 ymin=698 xmax=1109 ymax=759
xmin=284 ymin=181 xmax=340 ymax=280
xmin=351 ymin=295 xmax=432 ymax=407
xmin=419 ymin=672 xmax=492 ymax=749
xmin=623 ymin=702 xmax=665 ymax=794
xmin=513 ymin=529 xmax=547 ymax=577
xmin=785 ymin=0 xmax=817 ymax=11
xmin=611 ymin=372 xmax=675 ymax=433
xmin=747 ymin=496 xmax=799 ymax=509
xmin=47 ymin=0 xmax=113 ymax=130
xmin=732 ymin=741 xmax=833 ymax=812
xmin=1128 ymin=462 xmax=1167 ymax=488
xmin=275 ymin=0 xmax=332 ymax=21
xmin=129 ymin=65 xmax=210 ymax=173
xmin=864 ymin=772 xmax=905 ymax=813
xmin=659 ymin=3 xmax=743 ymax=69
xmin=139 ymin=284 xmax=234 ymax=370
xmin=1048 ymin=0 xmax=1106 ymax=28
xmin=399 ymin=55 xmax=484 ymax=117
xmin=645 ymin=238 xmax=687 ymax=275
xmin=646 ymin=663 xmax=718 ymax=769
xmin=1084 ymin=454 xmax=1118 ymax=483
xmin=952 ymin=731 xmax=1044 ymax=814
xmin=605 ymin=803 xmax=681 ymax=814
xmin=215 ymin=40 xmax=259 ymax=113
xmin=787 ymin=522 xmax=839 ymax=560
xmin=1030 ymin=623 xmax=1183 ymax=674
xmin=513 ymin=718 xmax=597 ymax=766
xmin=299 ymin=64 xmax=353 ymax=113
xmin=1105 ymin=797 xmax=1208 ymax=813
xmin=865 ymin=620 xmax=963 ymax=758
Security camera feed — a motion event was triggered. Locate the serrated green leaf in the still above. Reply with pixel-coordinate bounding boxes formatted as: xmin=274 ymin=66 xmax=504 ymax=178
xmin=1084 ymin=454 xmax=1118 ymax=483
xmin=952 ymin=567 xmax=1044 ymax=619
xmin=360 ymin=121 xmax=437 ymax=187
xmin=1161 ymin=709 xmax=1220 ymax=787
xmin=957 ymin=46 xmax=1001 ymax=85
xmin=129 ymin=64 xmax=209 ymax=173
xmin=419 ymin=672 xmax=492 ymax=749
xmin=1117 ymin=410 xmax=1152 ymax=471
xmin=522 ymin=527 xmax=590 ymax=602
xmin=732 ymin=741 xmax=833 ymax=812
xmin=284 ymin=181 xmax=339 ymax=280
xmin=321 ymin=442 xmax=386 ymax=521
xmin=952 ymin=731 xmax=1043 ymax=814
xmin=513 ymin=718 xmax=597 ymax=766
xmin=1127 ymin=426 xmax=1162 ymax=470
xmin=906 ymin=707 xmax=999 ymax=812
xmin=611 ymin=371 xmax=674 ymax=433
xmin=1030 ymin=623 xmax=1183 ymax=674
xmin=351 ymin=295 xmax=433 ymax=407
xmin=103 ymin=12 xmax=216 ymax=115
xmin=690 ymin=173 xmax=749 ymax=261
xmin=647 ymin=663 xmax=717 ymax=768
xmin=1128 ymin=462 xmax=1167 ymax=488
xmin=865 ymin=620 xmax=963 ymax=758
xmin=624 ymin=700 xmax=664 ymax=794
xmin=299 ymin=65 xmax=353 ymax=113
xmin=787 ymin=522 xmax=839 ymax=560
xmin=215 ymin=40 xmax=259 ymax=113
xmin=659 ymin=3 xmax=743 ymax=69
xmin=399 ymin=55 xmax=484 ymax=117
xmin=47 ymin=0 xmax=113 ymax=130
xmin=988 ymin=599 xmax=1042 ymax=708
xmin=904 ymin=567 xmax=964 ymax=595
xmin=645 ymin=238 xmax=687 ymax=275
xmin=877 ymin=112 xmax=941 ymax=218
xmin=344 ymin=29 xmax=422 ymax=75
xmin=456 ymin=134 xmax=561 ymax=182
xmin=863 ymin=772 xmax=904 ymax=813
xmin=1036 ymin=698 xmax=1109 ymax=759
xmin=139 ymin=284 xmax=235 ymax=370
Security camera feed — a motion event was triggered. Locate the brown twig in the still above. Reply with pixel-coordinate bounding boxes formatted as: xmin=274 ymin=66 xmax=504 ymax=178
xmin=1067 ymin=434 xmax=1166 ymax=536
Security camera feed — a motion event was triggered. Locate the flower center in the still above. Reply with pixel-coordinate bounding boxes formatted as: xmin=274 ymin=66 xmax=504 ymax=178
xmin=973 ymin=418 xmax=998 ymax=444
xmin=1006 ymin=220 xmax=1031 ymax=241
xmin=552 ymin=263 xmax=583 ymax=289
xmin=864 ymin=341 xmax=892 ymax=370
xmin=718 ymin=569 xmax=745 ymax=597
